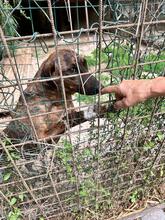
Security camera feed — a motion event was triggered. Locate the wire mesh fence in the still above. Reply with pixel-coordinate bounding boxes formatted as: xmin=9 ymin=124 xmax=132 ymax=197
xmin=0 ymin=0 xmax=165 ymax=219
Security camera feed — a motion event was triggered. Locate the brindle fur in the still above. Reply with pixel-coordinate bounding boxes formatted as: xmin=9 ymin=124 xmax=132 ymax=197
xmin=4 ymin=49 xmax=103 ymax=144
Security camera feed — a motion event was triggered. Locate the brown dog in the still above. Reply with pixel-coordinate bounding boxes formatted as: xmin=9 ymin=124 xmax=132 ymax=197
xmin=4 ymin=49 xmax=105 ymax=144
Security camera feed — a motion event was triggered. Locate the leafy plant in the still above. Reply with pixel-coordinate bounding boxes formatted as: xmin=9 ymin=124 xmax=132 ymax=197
xmin=156 ymin=131 xmax=164 ymax=141
xmin=0 ymin=1 xmax=18 ymax=59
xmin=144 ymin=140 xmax=155 ymax=151
xmin=85 ymin=44 xmax=165 ymax=75
xmin=7 ymin=208 xmax=21 ymax=220
xmin=143 ymin=52 xmax=165 ymax=73
xmin=57 ymin=140 xmax=75 ymax=180
xmin=0 ymin=2 xmax=18 ymax=36
xmin=18 ymin=194 xmax=25 ymax=202
xmin=8 ymin=151 xmax=20 ymax=161
xmin=3 ymin=172 xmax=11 ymax=181
xmin=57 ymin=140 xmax=111 ymax=212
xmin=129 ymin=190 xmax=139 ymax=203
xmin=9 ymin=197 xmax=17 ymax=206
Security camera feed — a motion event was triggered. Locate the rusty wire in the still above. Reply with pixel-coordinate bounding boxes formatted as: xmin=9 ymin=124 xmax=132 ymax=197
xmin=0 ymin=0 xmax=165 ymax=219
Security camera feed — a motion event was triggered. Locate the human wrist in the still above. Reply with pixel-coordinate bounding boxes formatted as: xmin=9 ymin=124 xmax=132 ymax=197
xmin=150 ymin=77 xmax=165 ymax=98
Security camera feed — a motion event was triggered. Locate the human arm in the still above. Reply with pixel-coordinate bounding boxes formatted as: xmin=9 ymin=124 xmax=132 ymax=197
xmin=101 ymin=77 xmax=165 ymax=110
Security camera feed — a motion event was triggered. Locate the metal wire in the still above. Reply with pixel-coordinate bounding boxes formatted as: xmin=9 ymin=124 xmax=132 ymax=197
xmin=0 ymin=0 xmax=165 ymax=219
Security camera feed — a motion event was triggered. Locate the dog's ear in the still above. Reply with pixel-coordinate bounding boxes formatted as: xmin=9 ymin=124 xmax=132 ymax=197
xmin=39 ymin=53 xmax=59 ymax=79
xmin=80 ymin=57 xmax=88 ymax=71
xmin=34 ymin=52 xmax=61 ymax=90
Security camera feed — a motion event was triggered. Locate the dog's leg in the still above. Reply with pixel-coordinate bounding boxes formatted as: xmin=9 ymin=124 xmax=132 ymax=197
xmin=65 ymin=103 xmax=111 ymax=128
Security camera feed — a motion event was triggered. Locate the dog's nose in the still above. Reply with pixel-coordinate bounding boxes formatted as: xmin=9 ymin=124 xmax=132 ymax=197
xmin=95 ymin=87 xmax=99 ymax=94
xmin=96 ymin=84 xmax=104 ymax=94
xmin=88 ymin=83 xmax=104 ymax=95
xmin=79 ymin=72 xmax=104 ymax=95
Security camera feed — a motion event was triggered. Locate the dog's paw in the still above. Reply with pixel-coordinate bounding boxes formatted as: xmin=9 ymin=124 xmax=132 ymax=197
xmin=84 ymin=105 xmax=97 ymax=120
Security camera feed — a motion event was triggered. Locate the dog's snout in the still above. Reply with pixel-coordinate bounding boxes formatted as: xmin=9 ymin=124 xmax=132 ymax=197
xmin=85 ymin=86 xmax=99 ymax=95
xmin=79 ymin=74 xmax=103 ymax=95
xmin=77 ymin=57 xmax=104 ymax=95
xmin=90 ymin=83 xmax=100 ymax=94
xmin=95 ymin=87 xmax=99 ymax=94
xmin=88 ymin=82 xmax=104 ymax=95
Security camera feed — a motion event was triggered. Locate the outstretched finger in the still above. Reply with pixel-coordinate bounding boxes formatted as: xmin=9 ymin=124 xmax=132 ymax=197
xmin=101 ymin=85 xmax=121 ymax=96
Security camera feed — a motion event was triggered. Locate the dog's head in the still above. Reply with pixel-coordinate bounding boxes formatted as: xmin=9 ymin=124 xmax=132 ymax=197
xmin=40 ymin=49 xmax=102 ymax=95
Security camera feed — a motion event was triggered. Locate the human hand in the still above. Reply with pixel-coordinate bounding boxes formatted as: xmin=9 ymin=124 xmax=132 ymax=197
xmin=101 ymin=79 xmax=153 ymax=110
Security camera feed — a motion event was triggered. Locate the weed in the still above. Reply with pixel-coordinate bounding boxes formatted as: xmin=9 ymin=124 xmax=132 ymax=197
xmin=85 ymin=44 xmax=165 ymax=75
xmin=129 ymin=190 xmax=140 ymax=203
xmin=57 ymin=140 xmax=75 ymax=180
xmin=7 ymin=208 xmax=21 ymax=220
xmin=56 ymin=140 xmax=111 ymax=212
xmin=0 ymin=1 xmax=18 ymax=59
xmin=3 ymin=172 xmax=11 ymax=181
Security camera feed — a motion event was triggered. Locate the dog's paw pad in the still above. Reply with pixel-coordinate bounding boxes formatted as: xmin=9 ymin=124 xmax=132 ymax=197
xmin=84 ymin=106 xmax=97 ymax=120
